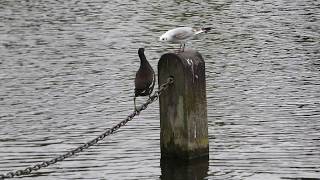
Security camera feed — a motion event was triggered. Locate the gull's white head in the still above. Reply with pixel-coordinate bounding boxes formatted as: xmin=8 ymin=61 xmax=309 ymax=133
xmin=159 ymin=33 xmax=171 ymax=42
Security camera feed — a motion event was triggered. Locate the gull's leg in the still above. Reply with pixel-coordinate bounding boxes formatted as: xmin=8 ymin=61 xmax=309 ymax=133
xmin=179 ymin=43 xmax=182 ymax=52
xmin=182 ymin=43 xmax=185 ymax=52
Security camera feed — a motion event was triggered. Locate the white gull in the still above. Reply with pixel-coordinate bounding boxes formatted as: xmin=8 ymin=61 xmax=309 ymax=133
xmin=159 ymin=27 xmax=211 ymax=52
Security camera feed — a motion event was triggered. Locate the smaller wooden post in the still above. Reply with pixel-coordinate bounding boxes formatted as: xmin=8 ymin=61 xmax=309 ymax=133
xmin=158 ymin=50 xmax=208 ymax=160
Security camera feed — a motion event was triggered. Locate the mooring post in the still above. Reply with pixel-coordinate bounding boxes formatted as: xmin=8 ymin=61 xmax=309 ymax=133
xmin=158 ymin=50 xmax=208 ymax=160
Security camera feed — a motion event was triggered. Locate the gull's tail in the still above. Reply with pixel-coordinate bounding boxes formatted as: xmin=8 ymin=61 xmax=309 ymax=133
xmin=202 ymin=27 xmax=211 ymax=33
xmin=195 ymin=27 xmax=212 ymax=35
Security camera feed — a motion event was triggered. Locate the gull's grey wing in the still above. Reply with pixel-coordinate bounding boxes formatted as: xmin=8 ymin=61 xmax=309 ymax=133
xmin=172 ymin=29 xmax=194 ymax=40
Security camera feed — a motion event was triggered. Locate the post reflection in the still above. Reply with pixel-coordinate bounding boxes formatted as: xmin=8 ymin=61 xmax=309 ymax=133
xmin=160 ymin=156 xmax=209 ymax=180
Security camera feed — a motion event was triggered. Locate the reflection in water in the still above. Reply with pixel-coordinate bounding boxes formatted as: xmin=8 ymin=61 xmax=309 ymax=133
xmin=160 ymin=156 xmax=209 ymax=180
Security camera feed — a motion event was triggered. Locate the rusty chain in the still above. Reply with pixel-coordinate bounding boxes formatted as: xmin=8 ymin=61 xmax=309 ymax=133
xmin=0 ymin=77 xmax=174 ymax=180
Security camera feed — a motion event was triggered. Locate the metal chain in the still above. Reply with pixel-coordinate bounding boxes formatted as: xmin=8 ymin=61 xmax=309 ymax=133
xmin=0 ymin=77 xmax=174 ymax=180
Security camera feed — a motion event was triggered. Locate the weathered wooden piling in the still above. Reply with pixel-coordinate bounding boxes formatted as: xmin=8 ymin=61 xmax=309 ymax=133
xmin=160 ymin=156 xmax=209 ymax=180
xmin=158 ymin=50 xmax=208 ymax=160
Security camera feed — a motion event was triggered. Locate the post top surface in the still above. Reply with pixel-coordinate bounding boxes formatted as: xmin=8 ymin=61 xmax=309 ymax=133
xmin=159 ymin=49 xmax=204 ymax=66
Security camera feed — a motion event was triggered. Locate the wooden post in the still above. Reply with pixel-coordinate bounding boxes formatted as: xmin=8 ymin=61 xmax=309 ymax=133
xmin=158 ymin=50 xmax=208 ymax=160
xmin=160 ymin=156 xmax=209 ymax=179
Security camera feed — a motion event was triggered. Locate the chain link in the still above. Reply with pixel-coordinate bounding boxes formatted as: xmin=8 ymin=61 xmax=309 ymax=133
xmin=0 ymin=77 xmax=173 ymax=180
